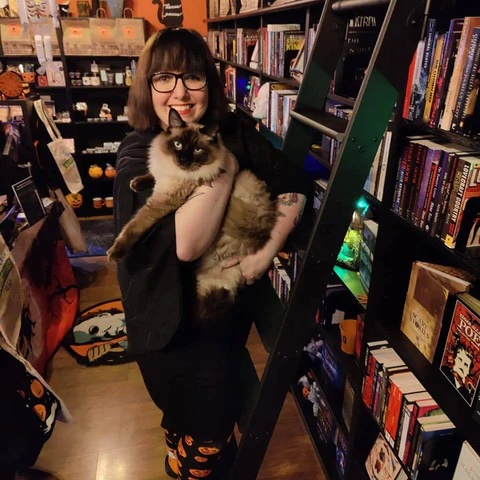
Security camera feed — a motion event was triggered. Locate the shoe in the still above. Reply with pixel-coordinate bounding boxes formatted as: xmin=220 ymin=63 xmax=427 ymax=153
xmin=165 ymin=455 xmax=178 ymax=479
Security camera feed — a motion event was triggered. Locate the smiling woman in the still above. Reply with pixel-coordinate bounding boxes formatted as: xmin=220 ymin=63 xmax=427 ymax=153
xmin=113 ymin=27 xmax=308 ymax=479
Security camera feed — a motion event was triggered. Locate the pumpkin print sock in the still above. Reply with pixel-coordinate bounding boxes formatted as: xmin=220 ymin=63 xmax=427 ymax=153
xmin=176 ymin=432 xmax=236 ymax=479
xmin=165 ymin=430 xmax=180 ymax=478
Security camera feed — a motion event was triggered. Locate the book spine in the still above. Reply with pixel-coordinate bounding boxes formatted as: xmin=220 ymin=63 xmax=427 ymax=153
xmin=452 ymin=28 xmax=480 ymax=131
xmin=419 ymin=155 xmax=440 ymax=230
xmin=444 ymin=159 xmax=472 ymax=247
xmin=423 ymin=32 xmax=444 ymax=124
xmin=407 ymin=145 xmax=427 ymax=223
xmin=425 ymin=151 xmax=448 ymax=234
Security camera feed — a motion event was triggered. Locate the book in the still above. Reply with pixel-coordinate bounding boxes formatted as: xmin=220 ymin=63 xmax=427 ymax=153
xmin=400 ymin=261 xmax=473 ymax=363
xmin=452 ymin=441 xmax=480 ymax=479
xmin=440 ymin=293 xmax=480 ymax=406
xmin=334 ymin=14 xmax=381 ymax=98
xmin=365 ymin=432 xmax=408 ymax=480
xmin=411 ymin=419 xmax=461 ymax=479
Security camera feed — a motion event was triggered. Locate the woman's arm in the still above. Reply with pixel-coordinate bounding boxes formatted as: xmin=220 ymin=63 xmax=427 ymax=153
xmin=175 ymin=155 xmax=238 ymax=262
xmin=228 ymin=192 xmax=306 ymax=284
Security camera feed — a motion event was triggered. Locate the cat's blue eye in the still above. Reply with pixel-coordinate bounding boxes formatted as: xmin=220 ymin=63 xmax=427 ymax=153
xmin=174 ymin=141 xmax=182 ymax=150
xmin=193 ymin=147 xmax=204 ymax=154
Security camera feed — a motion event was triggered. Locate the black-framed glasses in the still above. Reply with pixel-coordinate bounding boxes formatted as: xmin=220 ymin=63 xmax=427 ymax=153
xmin=149 ymin=72 xmax=207 ymax=93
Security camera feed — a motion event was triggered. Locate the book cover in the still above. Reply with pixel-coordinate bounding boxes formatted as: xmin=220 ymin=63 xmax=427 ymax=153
xmin=365 ymin=432 xmax=408 ymax=480
xmin=452 ymin=441 xmax=480 ymax=479
xmin=440 ymin=294 xmax=480 ymax=406
xmin=334 ymin=14 xmax=381 ymax=98
xmin=400 ymin=262 xmax=472 ymax=363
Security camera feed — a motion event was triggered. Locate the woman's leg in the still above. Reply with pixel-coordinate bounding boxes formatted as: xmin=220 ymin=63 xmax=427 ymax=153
xmin=176 ymin=432 xmax=237 ymax=480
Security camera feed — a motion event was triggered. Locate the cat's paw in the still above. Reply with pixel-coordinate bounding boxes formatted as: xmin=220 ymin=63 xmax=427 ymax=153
xmin=106 ymin=241 xmax=127 ymax=262
xmin=129 ymin=178 xmax=140 ymax=192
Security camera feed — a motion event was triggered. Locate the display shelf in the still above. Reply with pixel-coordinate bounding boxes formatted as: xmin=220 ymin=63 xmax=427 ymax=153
xmin=333 ymin=266 xmax=368 ymax=310
xmin=373 ymin=319 xmax=480 ymax=452
xmin=70 ymin=85 xmax=130 ymax=89
xmin=309 ymin=148 xmax=332 ymax=171
xmin=75 ymin=120 xmax=129 ymax=125
xmin=387 ymin=210 xmax=480 ymax=277
xmin=403 ymin=119 xmax=480 ymax=152
xmin=290 ymin=386 xmax=342 ymax=480
xmin=207 ymin=0 xmax=321 ymax=23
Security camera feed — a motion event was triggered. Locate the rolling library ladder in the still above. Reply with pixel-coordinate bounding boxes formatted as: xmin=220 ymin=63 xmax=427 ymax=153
xmin=230 ymin=0 xmax=426 ymax=478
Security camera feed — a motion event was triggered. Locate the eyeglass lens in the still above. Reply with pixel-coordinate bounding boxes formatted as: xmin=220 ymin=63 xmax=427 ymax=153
xmin=151 ymin=73 xmax=206 ymax=92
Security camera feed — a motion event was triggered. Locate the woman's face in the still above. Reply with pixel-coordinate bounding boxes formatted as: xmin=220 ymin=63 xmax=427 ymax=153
xmin=151 ymin=70 xmax=209 ymax=129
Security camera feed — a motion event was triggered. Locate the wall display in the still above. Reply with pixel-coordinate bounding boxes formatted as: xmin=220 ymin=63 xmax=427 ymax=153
xmin=152 ymin=0 xmax=184 ymax=28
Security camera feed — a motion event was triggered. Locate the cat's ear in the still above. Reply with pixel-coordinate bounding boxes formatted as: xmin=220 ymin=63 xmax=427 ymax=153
xmin=168 ymin=108 xmax=186 ymax=129
xmin=200 ymin=122 xmax=219 ymax=141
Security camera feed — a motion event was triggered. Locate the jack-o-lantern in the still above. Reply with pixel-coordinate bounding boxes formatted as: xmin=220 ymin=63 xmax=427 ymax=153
xmin=33 ymin=404 xmax=47 ymax=421
xmin=66 ymin=193 xmax=83 ymax=209
xmin=198 ymin=446 xmax=220 ymax=455
xmin=104 ymin=163 xmax=116 ymax=178
xmin=88 ymin=164 xmax=103 ymax=178
xmin=189 ymin=469 xmax=212 ymax=478
xmin=31 ymin=379 xmax=44 ymax=398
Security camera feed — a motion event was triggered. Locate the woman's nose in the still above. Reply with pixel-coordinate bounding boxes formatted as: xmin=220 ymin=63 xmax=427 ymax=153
xmin=172 ymin=78 xmax=189 ymax=99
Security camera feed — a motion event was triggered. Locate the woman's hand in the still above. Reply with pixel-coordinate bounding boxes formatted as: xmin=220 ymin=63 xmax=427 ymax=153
xmin=223 ymin=246 xmax=276 ymax=285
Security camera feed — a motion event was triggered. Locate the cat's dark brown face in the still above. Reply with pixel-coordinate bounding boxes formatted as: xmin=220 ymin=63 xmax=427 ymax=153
xmin=165 ymin=126 xmax=219 ymax=171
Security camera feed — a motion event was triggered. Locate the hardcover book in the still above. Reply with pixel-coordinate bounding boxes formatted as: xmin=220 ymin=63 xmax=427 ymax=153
xmin=400 ymin=262 xmax=472 ymax=363
xmin=365 ymin=432 xmax=408 ymax=480
xmin=452 ymin=441 xmax=480 ymax=479
xmin=440 ymin=293 xmax=480 ymax=406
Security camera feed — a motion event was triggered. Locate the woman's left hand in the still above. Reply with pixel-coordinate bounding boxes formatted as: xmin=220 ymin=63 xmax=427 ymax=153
xmin=223 ymin=248 xmax=275 ymax=285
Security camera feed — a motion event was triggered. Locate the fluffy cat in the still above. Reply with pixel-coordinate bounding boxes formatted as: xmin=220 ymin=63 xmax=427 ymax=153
xmin=107 ymin=109 xmax=277 ymax=321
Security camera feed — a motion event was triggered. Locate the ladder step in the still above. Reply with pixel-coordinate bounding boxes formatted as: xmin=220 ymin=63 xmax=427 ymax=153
xmin=236 ymin=347 xmax=260 ymax=434
xmin=332 ymin=0 xmax=390 ymax=11
xmin=290 ymin=109 xmax=348 ymax=142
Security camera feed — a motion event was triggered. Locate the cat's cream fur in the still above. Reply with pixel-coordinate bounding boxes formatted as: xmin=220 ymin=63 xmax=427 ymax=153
xmin=108 ymin=109 xmax=277 ymax=321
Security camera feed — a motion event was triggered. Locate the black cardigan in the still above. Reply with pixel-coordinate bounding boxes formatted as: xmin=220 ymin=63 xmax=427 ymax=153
xmin=114 ymin=113 xmax=309 ymax=354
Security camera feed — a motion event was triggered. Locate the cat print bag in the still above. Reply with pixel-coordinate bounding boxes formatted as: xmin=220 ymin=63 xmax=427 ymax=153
xmin=33 ymin=99 xmax=84 ymax=194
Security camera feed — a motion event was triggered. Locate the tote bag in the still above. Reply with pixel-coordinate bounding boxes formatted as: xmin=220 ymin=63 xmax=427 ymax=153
xmin=33 ymin=99 xmax=83 ymax=195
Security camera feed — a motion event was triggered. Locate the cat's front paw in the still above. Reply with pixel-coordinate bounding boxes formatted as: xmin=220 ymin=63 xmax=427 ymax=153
xmin=129 ymin=178 xmax=141 ymax=192
xmin=106 ymin=240 xmax=128 ymax=262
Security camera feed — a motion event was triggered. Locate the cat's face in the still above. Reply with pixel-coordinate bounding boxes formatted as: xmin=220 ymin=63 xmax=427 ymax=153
xmin=164 ymin=109 xmax=220 ymax=171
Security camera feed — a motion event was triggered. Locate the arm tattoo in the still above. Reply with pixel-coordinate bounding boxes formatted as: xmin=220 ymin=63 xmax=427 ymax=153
xmin=277 ymin=193 xmax=299 ymax=206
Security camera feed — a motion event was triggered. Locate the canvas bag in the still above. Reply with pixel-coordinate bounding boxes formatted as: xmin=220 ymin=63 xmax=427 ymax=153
xmin=116 ymin=8 xmax=145 ymax=57
xmin=0 ymin=18 xmax=32 ymax=54
xmin=60 ymin=18 xmax=92 ymax=55
xmin=33 ymin=99 xmax=83 ymax=194
xmin=89 ymin=12 xmax=118 ymax=56
xmin=52 ymin=189 xmax=88 ymax=254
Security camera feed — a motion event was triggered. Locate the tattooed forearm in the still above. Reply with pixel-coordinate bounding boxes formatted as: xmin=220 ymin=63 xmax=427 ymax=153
xmin=277 ymin=192 xmax=299 ymax=206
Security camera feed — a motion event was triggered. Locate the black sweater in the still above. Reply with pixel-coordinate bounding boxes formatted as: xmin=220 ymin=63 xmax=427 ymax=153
xmin=114 ymin=113 xmax=309 ymax=354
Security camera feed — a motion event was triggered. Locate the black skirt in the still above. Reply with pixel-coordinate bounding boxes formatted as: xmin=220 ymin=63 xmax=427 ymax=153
xmin=134 ymin=284 xmax=256 ymax=439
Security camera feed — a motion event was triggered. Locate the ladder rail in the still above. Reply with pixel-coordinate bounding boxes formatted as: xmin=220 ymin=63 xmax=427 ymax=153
xmin=229 ymin=0 xmax=423 ymax=478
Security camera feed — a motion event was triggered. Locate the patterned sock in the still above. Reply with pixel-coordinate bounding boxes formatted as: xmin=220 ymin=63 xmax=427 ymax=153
xmin=176 ymin=432 xmax=236 ymax=479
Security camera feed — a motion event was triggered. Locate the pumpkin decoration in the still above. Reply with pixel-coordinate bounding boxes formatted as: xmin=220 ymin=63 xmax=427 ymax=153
xmin=33 ymin=404 xmax=47 ymax=422
xmin=88 ymin=164 xmax=103 ymax=179
xmin=30 ymin=379 xmax=44 ymax=398
xmin=104 ymin=163 xmax=116 ymax=178
xmin=188 ymin=469 xmax=212 ymax=478
xmin=198 ymin=446 xmax=221 ymax=455
xmin=66 ymin=193 xmax=83 ymax=209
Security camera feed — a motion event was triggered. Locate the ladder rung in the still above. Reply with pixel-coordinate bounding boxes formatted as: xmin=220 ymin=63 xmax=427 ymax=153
xmin=332 ymin=0 xmax=390 ymax=11
xmin=290 ymin=110 xmax=347 ymax=142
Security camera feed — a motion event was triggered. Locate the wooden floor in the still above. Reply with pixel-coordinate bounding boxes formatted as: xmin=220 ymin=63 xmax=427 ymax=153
xmin=35 ymin=256 xmax=326 ymax=480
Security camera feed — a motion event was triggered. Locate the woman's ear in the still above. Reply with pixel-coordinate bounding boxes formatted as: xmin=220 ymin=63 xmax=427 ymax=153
xmin=168 ymin=108 xmax=186 ymax=128
xmin=200 ymin=122 xmax=219 ymax=140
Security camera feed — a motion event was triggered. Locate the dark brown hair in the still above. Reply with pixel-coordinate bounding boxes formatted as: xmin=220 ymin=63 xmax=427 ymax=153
xmin=128 ymin=28 xmax=229 ymax=130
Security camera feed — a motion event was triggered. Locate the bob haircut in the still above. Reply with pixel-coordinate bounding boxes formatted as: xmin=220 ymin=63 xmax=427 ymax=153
xmin=128 ymin=28 xmax=229 ymax=130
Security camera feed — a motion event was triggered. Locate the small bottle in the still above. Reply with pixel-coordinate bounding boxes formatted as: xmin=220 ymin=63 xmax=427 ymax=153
xmin=125 ymin=66 xmax=133 ymax=87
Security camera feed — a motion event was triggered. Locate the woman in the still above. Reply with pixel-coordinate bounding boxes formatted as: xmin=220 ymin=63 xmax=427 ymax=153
xmin=113 ymin=28 xmax=308 ymax=479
